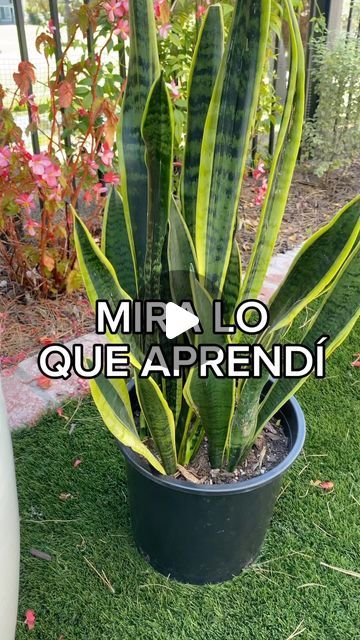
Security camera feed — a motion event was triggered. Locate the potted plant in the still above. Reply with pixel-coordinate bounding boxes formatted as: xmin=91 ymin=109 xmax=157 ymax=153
xmin=73 ymin=0 xmax=360 ymax=583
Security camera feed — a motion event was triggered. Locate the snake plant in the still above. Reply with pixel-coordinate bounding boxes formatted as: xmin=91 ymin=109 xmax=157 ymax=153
xmin=74 ymin=0 xmax=360 ymax=476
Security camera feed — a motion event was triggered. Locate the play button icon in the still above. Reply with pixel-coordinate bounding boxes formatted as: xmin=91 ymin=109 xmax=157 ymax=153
xmin=165 ymin=302 xmax=199 ymax=340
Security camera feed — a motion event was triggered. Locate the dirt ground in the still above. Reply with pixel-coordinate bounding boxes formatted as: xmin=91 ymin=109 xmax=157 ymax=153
xmin=238 ymin=159 xmax=360 ymax=261
xmin=1 ymin=160 xmax=359 ymax=366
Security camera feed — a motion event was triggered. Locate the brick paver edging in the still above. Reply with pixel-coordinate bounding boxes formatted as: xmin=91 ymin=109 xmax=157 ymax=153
xmin=1 ymin=247 xmax=300 ymax=431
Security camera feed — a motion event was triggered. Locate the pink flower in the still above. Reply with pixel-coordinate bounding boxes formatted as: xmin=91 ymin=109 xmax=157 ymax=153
xmin=167 ymin=79 xmax=180 ymax=100
xmin=48 ymin=19 xmax=56 ymax=34
xmin=0 ymin=146 xmax=11 ymax=169
xmin=104 ymin=0 xmax=128 ymax=22
xmin=119 ymin=0 xmax=129 ymax=13
xmin=158 ymin=23 xmax=171 ymax=38
xmin=78 ymin=107 xmax=88 ymax=117
xmin=254 ymin=177 xmax=268 ymax=206
xmin=24 ymin=217 xmax=41 ymax=237
xmin=253 ymin=161 xmax=266 ymax=181
xmin=29 ymin=153 xmax=60 ymax=187
xmin=104 ymin=0 xmax=120 ymax=22
xmin=196 ymin=5 xmax=207 ymax=19
xmin=103 ymin=171 xmax=119 ymax=185
xmin=154 ymin=0 xmax=165 ymax=18
xmin=114 ymin=18 xmax=130 ymax=39
xmin=29 ymin=153 xmax=52 ymax=176
xmin=15 ymin=193 xmax=35 ymax=210
xmin=44 ymin=164 xmax=61 ymax=187
xmin=98 ymin=142 xmax=114 ymax=166
xmin=94 ymin=182 xmax=107 ymax=197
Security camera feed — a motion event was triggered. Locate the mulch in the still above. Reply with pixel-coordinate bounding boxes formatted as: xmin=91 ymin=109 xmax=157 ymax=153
xmin=1 ymin=160 xmax=359 ymax=366
xmin=238 ymin=158 xmax=360 ymax=261
xmin=180 ymin=420 xmax=289 ymax=485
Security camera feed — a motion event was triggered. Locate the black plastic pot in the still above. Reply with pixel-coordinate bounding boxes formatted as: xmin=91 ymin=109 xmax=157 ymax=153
xmin=119 ymin=389 xmax=306 ymax=584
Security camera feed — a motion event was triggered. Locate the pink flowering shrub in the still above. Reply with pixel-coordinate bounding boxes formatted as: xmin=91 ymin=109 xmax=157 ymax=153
xmin=0 ymin=0 xmax=277 ymax=297
xmin=252 ymin=162 xmax=268 ymax=206
xmin=0 ymin=1 xmax=128 ymax=296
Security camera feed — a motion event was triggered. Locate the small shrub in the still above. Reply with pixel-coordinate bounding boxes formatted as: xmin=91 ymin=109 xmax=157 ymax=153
xmin=302 ymin=29 xmax=360 ymax=176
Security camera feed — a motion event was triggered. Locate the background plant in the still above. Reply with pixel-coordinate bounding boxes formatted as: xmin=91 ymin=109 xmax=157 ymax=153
xmin=302 ymin=27 xmax=360 ymax=176
xmin=0 ymin=1 xmax=127 ymax=295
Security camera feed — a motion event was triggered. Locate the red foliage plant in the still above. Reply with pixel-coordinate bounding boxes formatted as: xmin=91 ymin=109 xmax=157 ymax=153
xmin=0 ymin=0 xmax=131 ymax=296
xmin=0 ymin=0 xmax=206 ymax=297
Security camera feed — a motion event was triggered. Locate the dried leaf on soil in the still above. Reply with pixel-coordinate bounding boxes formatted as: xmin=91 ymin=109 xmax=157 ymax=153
xmin=36 ymin=375 xmax=52 ymax=389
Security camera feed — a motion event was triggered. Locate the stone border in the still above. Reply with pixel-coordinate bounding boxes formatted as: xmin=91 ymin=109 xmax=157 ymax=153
xmin=1 ymin=247 xmax=300 ymax=431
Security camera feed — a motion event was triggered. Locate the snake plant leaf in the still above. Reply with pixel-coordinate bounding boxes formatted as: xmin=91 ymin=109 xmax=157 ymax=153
xmin=142 ymin=73 xmax=174 ymax=301
xmin=89 ymin=374 xmax=165 ymax=475
xmin=168 ymin=198 xmax=198 ymax=305
xmin=184 ymin=276 xmax=235 ymax=468
xmin=222 ymin=239 xmax=242 ymax=325
xmin=135 ymin=373 xmax=177 ymax=475
xmin=183 ymin=420 xmax=204 ymax=466
xmin=258 ymin=243 xmax=360 ymax=430
xmin=227 ymin=375 xmax=268 ymax=470
xmin=268 ymin=195 xmax=360 ymax=331
xmin=118 ymin=0 xmax=160 ymax=278
xmin=196 ymin=0 xmax=271 ymax=296
xmin=88 ymin=367 xmax=136 ymax=433
xmin=101 ymin=187 xmax=138 ymax=299
xmin=181 ymin=4 xmax=224 ymax=240
xmin=73 ymin=209 xmax=143 ymax=368
xmin=163 ymin=377 xmax=183 ymax=426
xmin=241 ymin=0 xmax=305 ymax=301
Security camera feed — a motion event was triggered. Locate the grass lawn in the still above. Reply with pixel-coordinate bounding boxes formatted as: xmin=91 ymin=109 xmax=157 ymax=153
xmin=13 ymin=325 xmax=360 ymax=640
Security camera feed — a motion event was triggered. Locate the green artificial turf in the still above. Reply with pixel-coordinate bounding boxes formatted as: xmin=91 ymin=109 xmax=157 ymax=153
xmin=13 ymin=326 xmax=360 ymax=640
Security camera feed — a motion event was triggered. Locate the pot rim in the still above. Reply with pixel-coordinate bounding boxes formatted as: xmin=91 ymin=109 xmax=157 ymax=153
xmin=119 ymin=392 xmax=306 ymax=496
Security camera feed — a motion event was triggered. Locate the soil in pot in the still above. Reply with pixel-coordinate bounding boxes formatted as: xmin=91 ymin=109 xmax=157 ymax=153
xmin=187 ymin=422 xmax=289 ymax=485
xmin=145 ymin=419 xmax=289 ymax=485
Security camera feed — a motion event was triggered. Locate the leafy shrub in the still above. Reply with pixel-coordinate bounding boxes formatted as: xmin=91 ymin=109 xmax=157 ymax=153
xmin=0 ymin=1 xmax=126 ymax=296
xmin=302 ymin=29 xmax=360 ymax=176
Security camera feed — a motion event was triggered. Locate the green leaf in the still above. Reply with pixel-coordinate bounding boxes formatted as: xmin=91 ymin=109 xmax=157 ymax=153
xmin=118 ymin=0 xmax=160 ymax=282
xmin=258 ymin=243 xmax=360 ymax=430
xmin=241 ymin=0 xmax=305 ymax=301
xmin=89 ymin=373 xmax=165 ymax=474
xmin=181 ymin=5 xmax=224 ymax=240
xmin=268 ymin=195 xmax=360 ymax=331
xmin=222 ymin=239 xmax=242 ymax=324
xmin=227 ymin=375 xmax=268 ymax=470
xmin=135 ymin=373 xmax=177 ymax=475
xmin=184 ymin=276 xmax=235 ymax=468
xmin=101 ymin=187 xmax=138 ymax=299
xmin=163 ymin=377 xmax=183 ymax=426
xmin=168 ymin=198 xmax=198 ymax=305
xmin=72 ymin=209 xmax=143 ymax=368
xmin=142 ymin=74 xmax=174 ymax=301
xmin=196 ymin=0 xmax=271 ymax=295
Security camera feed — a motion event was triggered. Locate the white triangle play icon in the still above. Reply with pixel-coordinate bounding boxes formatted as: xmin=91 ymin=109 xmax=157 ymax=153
xmin=165 ymin=302 xmax=199 ymax=340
